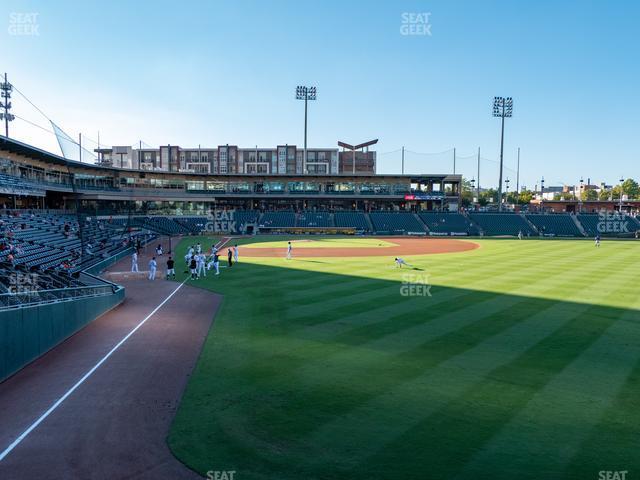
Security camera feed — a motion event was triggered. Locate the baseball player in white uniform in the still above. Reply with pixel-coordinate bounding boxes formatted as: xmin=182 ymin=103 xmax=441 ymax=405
xmin=148 ymin=257 xmax=157 ymax=280
xmin=131 ymin=251 xmax=139 ymax=272
xmin=196 ymin=253 xmax=207 ymax=278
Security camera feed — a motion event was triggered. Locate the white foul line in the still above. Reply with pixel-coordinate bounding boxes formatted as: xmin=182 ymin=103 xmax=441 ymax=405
xmin=0 ymin=278 xmax=188 ymax=462
xmin=0 ymin=235 xmax=230 ymax=462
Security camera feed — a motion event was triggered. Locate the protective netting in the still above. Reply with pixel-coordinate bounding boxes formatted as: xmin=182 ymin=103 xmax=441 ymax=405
xmin=377 ymin=149 xmax=521 ymax=189
xmin=50 ymin=121 xmax=98 ymax=163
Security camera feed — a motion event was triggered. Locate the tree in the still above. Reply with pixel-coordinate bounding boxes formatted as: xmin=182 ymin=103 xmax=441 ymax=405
xmin=599 ymin=189 xmax=612 ymax=201
xmin=581 ymin=189 xmax=598 ymax=201
xmin=478 ymin=188 xmax=498 ymax=206
xmin=460 ymin=178 xmax=475 ymax=207
xmin=554 ymin=192 xmax=574 ymax=201
xmin=518 ymin=190 xmax=534 ymax=204
xmin=611 ymin=185 xmax=623 ymax=200
xmin=622 ymin=178 xmax=639 ymax=199
xmin=506 ymin=192 xmax=519 ymax=204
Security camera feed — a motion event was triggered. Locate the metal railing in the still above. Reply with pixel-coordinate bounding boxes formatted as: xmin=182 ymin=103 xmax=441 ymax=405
xmin=0 ymin=283 xmax=119 ymax=310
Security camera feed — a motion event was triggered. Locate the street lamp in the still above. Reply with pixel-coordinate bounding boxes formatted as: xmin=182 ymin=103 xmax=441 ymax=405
xmin=492 ymin=96 xmax=513 ymax=212
xmin=579 ymin=177 xmax=584 ymax=212
xmin=619 ymin=177 xmax=624 ymax=210
xmin=295 ymin=86 xmax=317 ymax=175
xmin=470 ymin=178 xmax=476 ymax=205
xmin=505 ymin=178 xmax=510 ymax=207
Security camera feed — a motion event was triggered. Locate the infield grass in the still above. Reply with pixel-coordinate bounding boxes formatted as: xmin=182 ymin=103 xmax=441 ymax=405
xmin=168 ymin=237 xmax=640 ymax=480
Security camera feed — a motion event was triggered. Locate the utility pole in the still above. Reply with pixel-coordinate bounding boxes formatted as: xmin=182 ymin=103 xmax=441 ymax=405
xmin=516 ymin=147 xmax=520 ymax=194
xmin=477 ymin=147 xmax=481 ymax=201
xmin=453 ymin=147 xmax=456 ymax=174
xmin=0 ymin=73 xmax=15 ymax=138
xmin=401 ymin=146 xmax=405 ymax=174
xmin=79 ymin=133 xmax=82 ymax=162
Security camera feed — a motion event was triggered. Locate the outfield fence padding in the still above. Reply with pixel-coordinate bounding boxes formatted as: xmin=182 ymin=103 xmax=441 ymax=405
xmin=0 ymin=285 xmax=124 ymax=382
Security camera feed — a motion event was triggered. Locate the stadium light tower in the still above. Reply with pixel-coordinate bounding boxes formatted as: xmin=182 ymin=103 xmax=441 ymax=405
xmin=296 ymin=86 xmax=317 ymax=174
xmin=493 ymin=96 xmax=513 ymax=211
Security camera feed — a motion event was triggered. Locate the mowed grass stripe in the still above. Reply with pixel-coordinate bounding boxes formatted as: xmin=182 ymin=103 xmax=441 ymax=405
xmin=168 ymin=238 xmax=640 ymax=480
xmin=298 ymin=251 xmax=636 ymax=472
xmin=212 ymin=247 xmax=637 ymax=469
xmin=359 ymin=291 xmax=633 ymax=480
xmin=305 ymin=300 xmax=598 ymax=474
xmin=456 ymin=297 xmax=640 ymax=480
xmin=563 ymin=346 xmax=640 ymax=479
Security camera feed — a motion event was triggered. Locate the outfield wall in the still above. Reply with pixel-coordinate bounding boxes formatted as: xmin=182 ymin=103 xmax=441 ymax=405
xmin=0 ymin=286 xmax=125 ymax=382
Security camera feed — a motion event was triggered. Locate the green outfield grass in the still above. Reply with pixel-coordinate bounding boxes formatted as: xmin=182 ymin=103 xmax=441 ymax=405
xmin=167 ymin=237 xmax=640 ymax=480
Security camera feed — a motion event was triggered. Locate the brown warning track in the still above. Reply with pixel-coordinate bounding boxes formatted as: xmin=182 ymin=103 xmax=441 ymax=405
xmin=0 ymin=237 xmax=220 ymax=479
xmin=239 ymin=236 xmax=479 ymax=258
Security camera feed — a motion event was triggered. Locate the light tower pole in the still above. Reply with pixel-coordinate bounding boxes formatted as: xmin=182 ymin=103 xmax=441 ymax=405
xmin=505 ymin=178 xmax=510 ymax=207
xmin=619 ymin=177 xmax=624 ymax=210
xmin=0 ymin=73 xmax=15 ymax=138
xmin=295 ymin=85 xmax=317 ymax=174
xmin=492 ymin=96 xmax=513 ymax=211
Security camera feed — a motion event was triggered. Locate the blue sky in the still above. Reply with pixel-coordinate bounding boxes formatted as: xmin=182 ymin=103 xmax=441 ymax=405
xmin=1 ymin=0 xmax=638 ymax=188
